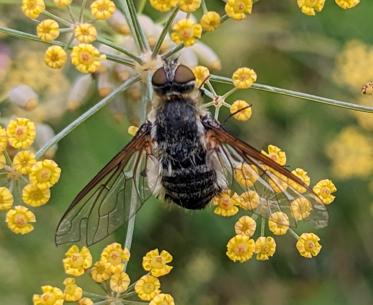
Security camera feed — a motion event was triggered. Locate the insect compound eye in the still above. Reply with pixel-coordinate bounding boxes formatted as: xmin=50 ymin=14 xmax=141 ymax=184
xmin=152 ymin=67 xmax=168 ymax=86
xmin=174 ymin=64 xmax=195 ymax=84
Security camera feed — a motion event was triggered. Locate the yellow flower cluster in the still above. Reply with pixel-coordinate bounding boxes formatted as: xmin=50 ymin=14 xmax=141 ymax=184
xmin=0 ymin=118 xmax=61 ymax=235
xmin=297 ymin=0 xmax=359 ymax=15
xmin=35 ymin=244 xmax=175 ymax=305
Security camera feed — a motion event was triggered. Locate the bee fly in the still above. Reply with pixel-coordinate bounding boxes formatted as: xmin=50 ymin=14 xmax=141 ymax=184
xmin=56 ymin=60 xmax=328 ymax=246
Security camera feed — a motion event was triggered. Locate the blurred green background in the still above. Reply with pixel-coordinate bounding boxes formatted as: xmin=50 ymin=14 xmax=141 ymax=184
xmin=1 ymin=1 xmax=373 ymax=305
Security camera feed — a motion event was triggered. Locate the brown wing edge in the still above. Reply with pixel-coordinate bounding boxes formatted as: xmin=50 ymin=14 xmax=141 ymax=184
xmin=55 ymin=121 xmax=152 ymax=245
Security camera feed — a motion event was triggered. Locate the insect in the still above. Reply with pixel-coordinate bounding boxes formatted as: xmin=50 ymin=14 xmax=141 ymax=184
xmin=55 ymin=60 xmax=328 ymax=246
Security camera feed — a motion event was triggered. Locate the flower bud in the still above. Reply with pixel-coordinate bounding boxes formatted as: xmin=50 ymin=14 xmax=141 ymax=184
xmin=8 ymin=84 xmax=39 ymax=111
xmin=35 ymin=123 xmax=57 ymax=158
xmin=191 ymin=42 xmax=221 ymax=71
xmin=67 ymin=74 xmax=93 ymax=111
xmin=97 ymin=71 xmax=114 ymax=97
xmin=108 ymin=11 xmax=130 ymax=35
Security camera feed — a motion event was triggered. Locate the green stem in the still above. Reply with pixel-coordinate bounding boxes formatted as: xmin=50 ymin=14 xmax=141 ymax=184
xmin=43 ymin=10 xmax=71 ymax=27
xmin=210 ymin=75 xmax=373 ymax=113
xmin=152 ymin=7 xmax=179 ymax=58
xmin=79 ymin=0 xmax=88 ymax=22
xmin=137 ymin=0 xmax=147 ymax=13
xmin=97 ymin=37 xmax=144 ymax=64
xmin=35 ymin=76 xmax=140 ymax=159
xmin=162 ymin=43 xmax=184 ymax=59
xmin=84 ymin=292 xmax=107 ymax=299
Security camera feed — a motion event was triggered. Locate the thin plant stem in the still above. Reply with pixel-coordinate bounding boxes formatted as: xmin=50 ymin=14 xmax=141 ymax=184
xmin=35 ymin=76 xmax=140 ymax=159
xmin=79 ymin=0 xmax=88 ymax=22
xmin=137 ymin=0 xmax=147 ymax=13
xmin=162 ymin=43 xmax=183 ymax=59
xmin=84 ymin=292 xmax=107 ymax=299
xmin=68 ymin=5 xmax=76 ymax=23
xmin=92 ymin=301 xmax=109 ymax=305
xmin=210 ymin=74 xmax=373 ymax=113
xmin=97 ymin=37 xmax=144 ymax=64
xmin=122 ymin=301 xmax=147 ymax=305
xmin=43 ymin=10 xmax=71 ymax=26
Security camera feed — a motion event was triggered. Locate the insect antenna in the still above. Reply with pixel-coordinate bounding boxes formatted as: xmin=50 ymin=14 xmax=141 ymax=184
xmin=222 ymin=104 xmax=252 ymax=126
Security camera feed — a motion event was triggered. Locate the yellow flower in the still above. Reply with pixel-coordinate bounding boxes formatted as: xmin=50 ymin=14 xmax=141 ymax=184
xmin=74 ymin=23 xmax=97 ymax=43
xmin=0 ymin=127 xmax=7 ymax=152
xmin=290 ymin=197 xmax=312 ymax=221
xmin=29 ymin=160 xmax=61 ymax=190
xmin=268 ymin=212 xmax=289 ymax=235
xmin=200 ymin=11 xmax=221 ymax=32
xmin=234 ymin=216 xmax=256 ymax=237
xmin=142 ymin=249 xmax=173 ymax=277
xmin=135 ymin=274 xmax=161 ymax=301
xmin=297 ymin=0 xmax=325 ymax=16
xmin=36 ymin=19 xmax=60 ymax=42
xmin=234 ymin=163 xmax=258 ymax=188
xmin=255 ymin=236 xmax=276 ymax=261
xmin=313 ymin=179 xmax=337 ymax=205
xmin=149 ymin=294 xmax=175 ymax=305
xmin=90 ymin=259 xmax=112 ymax=283
xmin=79 ymin=297 xmax=93 ymax=305
xmin=6 ymin=205 xmax=36 ymax=234
xmin=0 ymin=187 xmax=14 ymax=210
xmin=110 ymin=271 xmax=130 ymax=293
xmin=7 ymin=118 xmax=36 ymax=149
xmin=63 ymin=245 xmax=93 ymax=276
xmin=288 ymin=168 xmax=310 ymax=193
xmin=226 ymin=234 xmax=255 ymax=263
xmin=171 ymin=19 xmax=202 ymax=47
xmin=296 ymin=233 xmax=322 ymax=258
xmin=192 ymin=65 xmax=210 ymax=87
xmin=54 ymin=0 xmax=71 ymax=7
xmin=33 ymin=285 xmax=64 ymax=305
xmin=150 ymin=0 xmax=178 ymax=12
xmin=22 ymin=184 xmax=51 ymax=207
xmin=71 ymin=44 xmax=106 ymax=73
xmin=22 ymin=0 xmax=45 ymax=19
xmin=225 ymin=0 xmax=253 ymax=20
xmin=335 ymin=0 xmax=359 ymax=9
xmin=13 ymin=151 xmax=36 ymax=174
xmin=179 ymin=0 xmax=201 ymax=13
xmin=63 ymin=278 xmax=83 ymax=302
xmin=261 ymin=144 xmax=286 ymax=166
xmin=230 ymin=100 xmax=252 ymax=121
xmin=128 ymin=125 xmax=139 ymax=136
xmin=101 ymin=242 xmax=130 ymax=270
xmin=212 ymin=190 xmax=240 ymax=217
xmin=232 ymin=67 xmax=257 ymax=89
xmin=239 ymin=191 xmax=260 ymax=210
xmin=44 ymin=45 xmax=67 ymax=69
xmin=90 ymin=0 xmax=116 ymax=20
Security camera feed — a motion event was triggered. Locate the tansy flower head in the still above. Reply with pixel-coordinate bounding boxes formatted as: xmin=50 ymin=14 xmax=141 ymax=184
xmin=44 ymin=45 xmax=67 ymax=69
xmin=150 ymin=0 xmax=178 ymax=12
xmin=100 ymin=242 xmax=130 ymax=269
xmin=63 ymin=278 xmax=83 ymax=302
xmin=225 ymin=0 xmax=253 ymax=21
xmin=234 ymin=216 xmax=256 ymax=237
xmin=149 ymin=293 xmax=175 ymax=305
xmin=0 ymin=187 xmax=14 ymax=210
xmin=135 ymin=274 xmax=161 ymax=301
xmin=262 ymin=144 xmax=286 ymax=166
xmin=22 ymin=184 xmax=51 ymax=207
xmin=0 ymin=127 xmax=7 ymax=153
xmin=193 ymin=65 xmax=210 ymax=87
xmin=178 ymin=0 xmax=201 ymax=13
xmin=54 ymin=0 xmax=72 ymax=7
xmin=7 ymin=118 xmax=36 ymax=149
xmin=297 ymin=0 xmax=325 ymax=16
xmin=268 ymin=212 xmax=289 ymax=235
xmin=239 ymin=190 xmax=260 ymax=210
xmin=296 ymin=233 xmax=322 ymax=258
xmin=200 ymin=11 xmax=221 ymax=32
xmin=313 ymin=179 xmax=337 ymax=205
xmin=22 ymin=0 xmax=45 ymax=19
xmin=226 ymin=234 xmax=255 ymax=262
xmin=212 ymin=190 xmax=240 ymax=217
xmin=63 ymin=245 xmax=93 ymax=276
xmin=288 ymin=168 xmax=310 ymax=193
xmin=290 ymin=197 xmax=312 ymax=221
xmin=90 ymin=0 xmax=116 ymax=20
xmin=234 ymin=163 xmax=258 ymax=188
xmin=8 ymin=84 xmax=39 ymax=111
xmin=90 ymin=259 xmax=112 ymax=283
xmin=36 ymin=19 xmax=60 ymax=42
xmin=74 ymin=23 xmax=97 ymax=43
xmin=230 ymin=100 xmax=252 ymax=121
xmin=29 ymin=159 xmax=61 ymax=190
xmin=171 ymin=19 xmax=202 ymax=47
xmin=12 ymin=151 xmax=36 ymax=175
xmin=255 ymin=236 xmax=276 ymax=261
xmin=6 ymin=205 xmax=36 ymax=234
xmin=33 ymin=285 xmax=64 ymax=305
xmin=232 ymin=67 xmax=257 ymax=89
xmin=110 ymin=271 xmax=130 ymax=293
xmin=335 ymin=0 xmax=359 ymax=9
xmin=142 ymin=249 xmax=173 ymax=277
xmin=71 ymin=44 xmax=106 ymax=73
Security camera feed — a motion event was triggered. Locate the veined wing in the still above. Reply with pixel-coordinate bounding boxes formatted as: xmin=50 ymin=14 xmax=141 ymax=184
xmin=55 ymin=122 xmax=156 ymax=246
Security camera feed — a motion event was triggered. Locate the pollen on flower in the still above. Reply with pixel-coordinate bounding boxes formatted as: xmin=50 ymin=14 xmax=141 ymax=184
xmin=36 ymin=19 xmax=60 ymax=42
xmin=297 ymin=0 xmax=325 ymax=16
xmin=230 ymin=100 xmax=252 ymax=121
xmin=255 ymin=236 xmax=276 ymax=261
xmin=0 ymin=187 xmax=14 ymax=210
xmin=90 ymin=0 xmax=116 ymax=20
xmin=313 ymin=179 xmax=337 ymax=205
xmin=149 ymin=0 xmax=178 ymax=12
xmin=262 ymin=144 xmax=286 ymax=166
xmin=110 ymin=271 xmax=131 ymax=293
xmin=12 ymin=151 xmax=36 ymax=174
xmin=63 ymin=245 xmax=93 ymax=276
xmin=171 ymin=19 xmax=202 ymax=47
xmin=142 ymin=249 xmax=173 ymax=277
xmin=225 ymin=0 xmax=253 ymax=21
xmin=232 ymin=67 xmax=257 ymax=89
xmin=296 ymin=233 xmax=322 ymax=258
xmin=74 ymin=23 xmax=97 ymax=43
xmin=200 ymin=11 xmax=221 ymax=32
xmin=288 ymin=168 xmax=310 ymax=193
xmin=100 ymin=242 xmax=130 ymax=270
xmin=234 ymin=216 xmax=256 ymax=237
xmin=192 ymin=65 xmax=210 ymax=87
xmin=226 ymin=234 xmax=255 ymax=263
xmin=90 ymin=259 xmax=112 ymax=283
xmin=335 ymin=0 xmax=360 ymax=9
xmin=178 ymin=0 xmax=201 ymax=13
xmin=6 ymin=118 xmax=36 ymax=149
xmin=239 ymin=191 xmax=260 ymax=210
xmin=63 ymin=278 xmax=83 ymax=302
xmin=212 ymin=190 xmax=240 ymax=217
xmin=6 ymin=205 xmax=36 ymax=234
xmin=29 ymin=159 xmax=61 ymax=190
xmin=21 ymin=0 xmax=45 ymax=19
xmin=135 ymin=274 xmax=161 ymax=301
xmin=150 ymin=293 xmax=175 ymax=305
xmin=33 ymin=285 xmax=64 ymax=305
xmin=268 ymin=212 xmax=289 ymax=235
xmin=71 ymin=44 xmax=106 ymax=73
xmin=44 ymin=45 xmax=67 ymax=69
xmin=290 ymin=197 xmax=312 ymax=221
xmin=22 ymin=184 xmax=51 ymax=207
